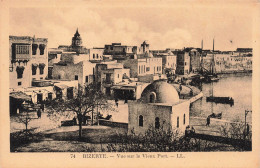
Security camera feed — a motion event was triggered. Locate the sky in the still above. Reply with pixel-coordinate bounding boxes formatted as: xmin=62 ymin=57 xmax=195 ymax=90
xmin=9 ymin=5 xmax=254 ymax=51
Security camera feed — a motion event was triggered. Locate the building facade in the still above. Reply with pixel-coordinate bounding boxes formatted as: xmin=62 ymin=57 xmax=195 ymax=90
xmin=52 ymin=61 xmax=96 ymax=86
xmin=175 ymin=51 xmax=190 ymax=75
xmin=9 ymin=36 xmax=48 ymax=89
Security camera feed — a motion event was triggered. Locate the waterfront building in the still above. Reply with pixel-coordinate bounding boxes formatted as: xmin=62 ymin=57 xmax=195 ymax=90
xmin=152 ymin=50 xmax=177 ymax=75
xmin=175 ymin=51 xmax=190 ymax=75
xmin=184 ymin=48 xmax=202 ymax=73
xmin=121 ymin=55 xmax=163 ymax=79
xmin=236 ymin=48 xmax=252 ymax=53
xmin=203 ymin=52 xmax=253 ymax=73
xmin=128 ymin=80 xmax=190 ymax=135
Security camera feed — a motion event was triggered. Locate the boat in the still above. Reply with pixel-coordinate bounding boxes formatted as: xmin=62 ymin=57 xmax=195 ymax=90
xmin=204 ymin=74 xmax=219 ymax=83
xmin=200 ymin=53 xmax=219 ymax=83
xmin=206 ymin=96 xmax=234 ymax=106
xmin=208 ymin=112 xmax=222 ymax=119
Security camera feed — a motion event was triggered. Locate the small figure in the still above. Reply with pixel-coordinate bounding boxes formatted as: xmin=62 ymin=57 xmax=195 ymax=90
xmin=206 ymin=117 xmax=210 ymax=126
xmin=115 ymin=98 xmax=118 ymax=107
xmin=191 ymin=126 xmax=195 ymax=134
xmin=40 ymin=103 xmax=44 ymax=112
xmin=37 ymin=109 xmax=42 ymax=119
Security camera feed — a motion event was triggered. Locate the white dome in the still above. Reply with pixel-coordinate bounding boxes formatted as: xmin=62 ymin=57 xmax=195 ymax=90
xmin=140 ymin=80 xmax=180 ymax=104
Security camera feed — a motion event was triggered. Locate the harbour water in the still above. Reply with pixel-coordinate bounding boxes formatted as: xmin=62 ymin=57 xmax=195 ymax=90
xmin=190 ymin=73 xmax=252 ymax=123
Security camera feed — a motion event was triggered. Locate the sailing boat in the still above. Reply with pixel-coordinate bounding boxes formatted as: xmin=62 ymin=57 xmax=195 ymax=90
xmin=206 ymin=68 xmax=234 ymax=106
xmin=204 ymin=54 xmax=219 ymax=83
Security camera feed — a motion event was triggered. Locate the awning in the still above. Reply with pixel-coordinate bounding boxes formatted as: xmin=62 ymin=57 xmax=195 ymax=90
xmin=10 ymin=92 xmax=31 ymax=101
xmin=16 ymin=66 xmax=25 ymax=71
xmin=111 ymin=86 xmax=122 ymax=89
xmin=39 ymin=63 xmax=46 ymax=68
xmin=54 ymin=84 xmax=69 ymax=90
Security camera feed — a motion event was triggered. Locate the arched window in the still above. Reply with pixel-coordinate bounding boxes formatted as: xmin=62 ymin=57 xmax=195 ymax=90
xmin=183 ymin=114 xmax=185 ymax=125
xmin=139 ymin=115 xmax=143 ymax=127
xmin=155 ymin=117 xmax=160 ymax=129
xmin=149 ymin=92 xmax=156 ymax=103
xmin=177 ymin=117 xmax=179 ymax=128
xmin=93 ymin=54 xmax=95 ymax=59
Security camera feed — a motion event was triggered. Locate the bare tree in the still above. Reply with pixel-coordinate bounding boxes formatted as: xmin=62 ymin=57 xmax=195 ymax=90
xmin=46 ymin=84 xmax=116 ymax=139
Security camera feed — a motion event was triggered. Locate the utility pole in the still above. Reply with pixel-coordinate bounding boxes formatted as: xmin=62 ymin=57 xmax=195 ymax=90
xmin=244 ymin=110 xmax=252 ymax=139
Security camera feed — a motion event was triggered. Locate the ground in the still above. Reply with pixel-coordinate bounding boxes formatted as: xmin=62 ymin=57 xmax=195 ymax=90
xmin=12 ymin=125 xmax=127 ymax=152
xmin=10 ymin=85 xmax=241 ymax=152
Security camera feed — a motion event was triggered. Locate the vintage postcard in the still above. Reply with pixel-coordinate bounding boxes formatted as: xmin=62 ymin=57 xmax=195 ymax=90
xmin=0 ymin=0 xmax=260 ymax=167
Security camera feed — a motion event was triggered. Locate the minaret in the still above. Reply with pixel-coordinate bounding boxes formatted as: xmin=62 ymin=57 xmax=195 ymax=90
xmin=72 ymin=28 xmax=82 ymax=47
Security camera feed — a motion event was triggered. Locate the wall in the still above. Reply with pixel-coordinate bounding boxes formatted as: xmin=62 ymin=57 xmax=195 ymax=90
xmin=170 ymin=100 xmax=190 ymax=133
xmin=128 ymin=102 xmax=172 ymax=135
xmin=122 ymin=59 xmax=138 ymax=78
xmin=88 ymin=48 xmax=104 ymax=61
xmin=53 ymin=62 xmax=83 ymax=85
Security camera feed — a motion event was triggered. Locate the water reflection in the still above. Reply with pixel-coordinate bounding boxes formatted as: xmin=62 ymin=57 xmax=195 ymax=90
xmin=190 ymin=73 xmax=252 ymax=123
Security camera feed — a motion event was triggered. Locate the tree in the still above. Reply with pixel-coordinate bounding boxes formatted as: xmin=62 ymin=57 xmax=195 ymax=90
xmin=15 ymin=108 xmax=34 ymax=134
xmin=220 ymin=119 xmax=252 ymax=150
xmin=46 ymin=84 xmax=115 ymax=139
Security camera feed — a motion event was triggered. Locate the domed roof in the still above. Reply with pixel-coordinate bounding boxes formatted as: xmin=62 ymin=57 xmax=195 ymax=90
xmin=140 ymin=80 xmax=180 ymax=104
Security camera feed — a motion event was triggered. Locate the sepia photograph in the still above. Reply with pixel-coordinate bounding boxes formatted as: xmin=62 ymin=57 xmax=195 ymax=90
xmin=1 ymin=0 xmax=260 ymax=167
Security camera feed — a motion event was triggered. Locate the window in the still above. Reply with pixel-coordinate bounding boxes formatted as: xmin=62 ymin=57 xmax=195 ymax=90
xmin=111 ymin=46 xmax=113 ymax=50
xmin=139 ymin=65 xmax=141 ymax=74
xmin=93 ymin=54 xmax=95 ymax=59
xmin=58 ymin=75 xmax=61 ymax=79
xmin=155 ymin=117 xmax=160 ymax=129
xmin=18 ymin=82 xmax=22 ymax=86
xmin=39 ymin=63 xmax=45 ymax=75
xmin=32 ymin=44 xmax=38 ymax=55
xmin=75 ymin=75 xmax=78 ymax=80
xmin=146 ymin=67 xmax=150 ymax=72
xmin=32 ymin=64 xmax=37 ymax=75
xmin=149 ymin=93 xmax=156 ymax=103
xmin=185 ymin=62 xmax=187 ymax=66
xmin=183 ymin=114 xmax=185 ymax=125
xmin=118 ymin=74 xmax=120 ymax=78
xmin=85 ymin=76 xmax=88 ymax=83
xmin=139 ymin=115 xmax=143 ymax=127
xmin=16 ymin=66 xmax=24 ymax=79
xmin=97 ymin=54 xmax=99 ymax=58
xmin=39 ymin=44 xmax=45 ymax=55
xmin=40 ymin=77 xmax=43 ymax=79
xmin=177 ymin=117 xmax=179 ymax=128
